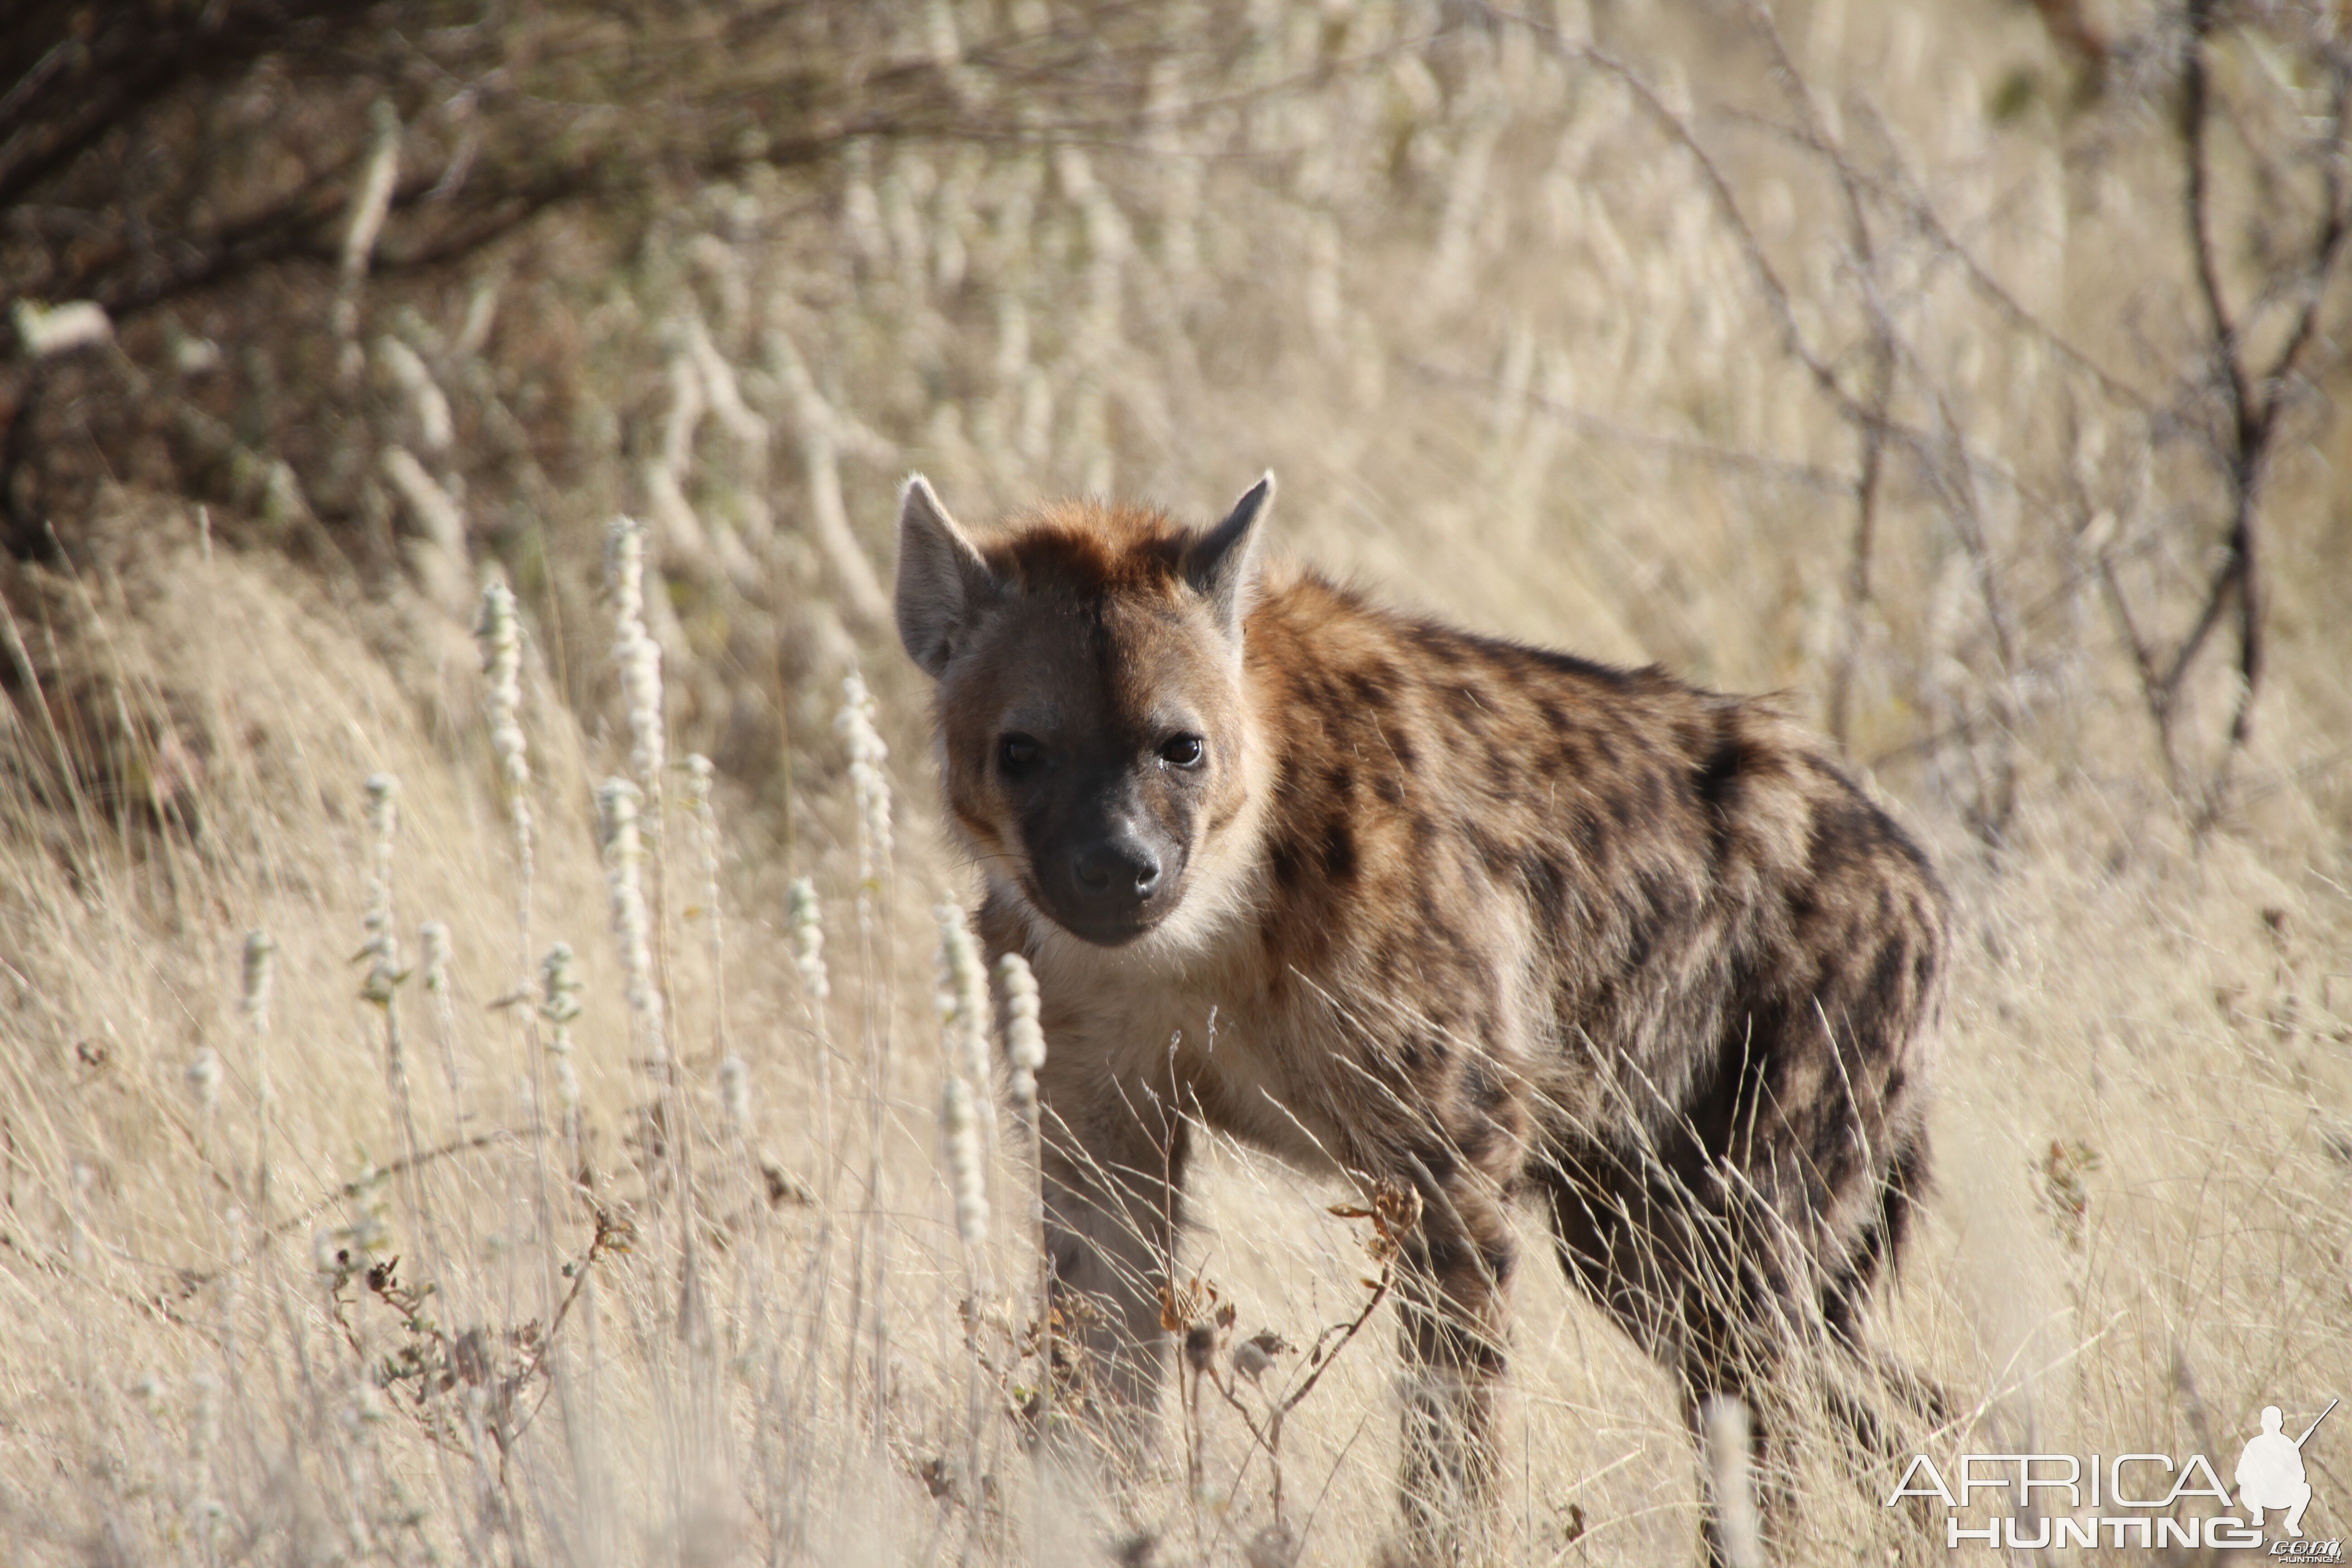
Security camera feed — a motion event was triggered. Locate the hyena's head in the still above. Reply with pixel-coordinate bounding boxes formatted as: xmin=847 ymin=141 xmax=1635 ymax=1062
xmin=892 ymin=475 xmax=1273 ymax=949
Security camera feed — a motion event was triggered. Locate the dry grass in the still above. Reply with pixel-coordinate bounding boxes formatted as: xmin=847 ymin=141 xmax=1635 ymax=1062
xmin=2 ymin=1 xmax=2350 ymax=1563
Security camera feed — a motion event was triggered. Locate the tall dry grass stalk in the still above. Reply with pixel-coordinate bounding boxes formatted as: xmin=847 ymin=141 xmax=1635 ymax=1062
xmin=478 ymin=580 xmax=536 ymax=976
xmin=1701 ymin=1396 xmax=1766 ymax=1568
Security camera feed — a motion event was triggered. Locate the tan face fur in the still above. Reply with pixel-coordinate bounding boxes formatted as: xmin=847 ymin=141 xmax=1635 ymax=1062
xmin=894 ymin=476 xmax=1272 ymax=950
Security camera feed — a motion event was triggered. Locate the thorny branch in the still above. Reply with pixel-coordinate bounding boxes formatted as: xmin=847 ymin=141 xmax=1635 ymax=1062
xmin=1928 ymin=388 xmax=2024 ymax=842
xmin=1483 ymin=0 xmax=2352 ymax=828
xmin=163 ymin=1127 xmax=518 ymax=1303
xmin=1739 ymin=1 xmax=1898 ymax=752
xmin=324 ymin=1205 xmax=629 ymax=1470
xmin=1486 ymin=1 xmax=2038 ymax=833
xmin=2106 ymin=2 xmax=2352 ymax=815
xmin=1182 ymin=1177 xmax=1421 ymax=1537
xmin=1713 ymin=96 xmax=2166 ymax=424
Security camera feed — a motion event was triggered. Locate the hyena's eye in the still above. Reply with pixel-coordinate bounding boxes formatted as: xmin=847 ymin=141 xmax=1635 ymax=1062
xmin=997 ymin=733 xmax=1044 ymax=776
xmin=1158 ymin=734 xmax=1205 ymax=769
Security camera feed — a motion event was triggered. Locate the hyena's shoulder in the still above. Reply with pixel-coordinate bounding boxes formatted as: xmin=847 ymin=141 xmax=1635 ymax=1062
xmin=1236 ymin=569 xmax=1946 ymax=986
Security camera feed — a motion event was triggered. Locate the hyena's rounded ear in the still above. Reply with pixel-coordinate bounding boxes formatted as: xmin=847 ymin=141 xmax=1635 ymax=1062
xmin=1185 ymin=471 xmax=1274 ymax=645
xmin=894 ymin=475 xmax=995 ymax=678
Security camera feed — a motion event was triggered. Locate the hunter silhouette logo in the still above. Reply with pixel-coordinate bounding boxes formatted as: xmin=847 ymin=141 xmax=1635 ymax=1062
xmin=1883 ymin=1394 xmax=2339 ymax=1551
xmin=2238 ymin=1399 xmax=2334 ymax=1539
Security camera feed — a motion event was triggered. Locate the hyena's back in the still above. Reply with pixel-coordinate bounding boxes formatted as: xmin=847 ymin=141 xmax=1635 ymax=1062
xmin=1241 ymin=567 xmax=1943 ymax=1351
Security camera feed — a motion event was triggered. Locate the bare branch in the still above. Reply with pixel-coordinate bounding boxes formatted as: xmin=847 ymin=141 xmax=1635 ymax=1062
xmin=2254 ymin=48 xmax=2352 ymax=434
xmin=2181 ymin=0 xmax=2255 ymax=456
xmin=1737 ymin=0 xmax=1900 ymax=748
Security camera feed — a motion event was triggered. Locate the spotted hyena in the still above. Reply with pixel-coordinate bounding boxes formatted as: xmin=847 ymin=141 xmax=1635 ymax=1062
xmin=892 ymin=473 xmax=1946 ymax=1563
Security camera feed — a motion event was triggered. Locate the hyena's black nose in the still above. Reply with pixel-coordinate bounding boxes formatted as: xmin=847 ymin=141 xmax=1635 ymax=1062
xmin=1073 ymin=837 xmax=1162 ymax=906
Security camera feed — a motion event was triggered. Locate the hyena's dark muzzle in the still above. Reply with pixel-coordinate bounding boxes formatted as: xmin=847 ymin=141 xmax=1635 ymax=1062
xmin=1028 ymin=777 xmax=1192 ymax=946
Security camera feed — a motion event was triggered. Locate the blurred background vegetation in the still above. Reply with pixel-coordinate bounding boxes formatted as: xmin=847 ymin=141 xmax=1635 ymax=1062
xmin=12 ymin=0 xmax=2349 ymax=839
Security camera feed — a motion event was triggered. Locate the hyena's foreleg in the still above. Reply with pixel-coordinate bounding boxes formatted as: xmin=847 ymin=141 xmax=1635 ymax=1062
xmin=1037 ymin=1088 xmax=1191 ymax=1445
xmin=1389 ymin=1155 xmax=1517 ymax=1568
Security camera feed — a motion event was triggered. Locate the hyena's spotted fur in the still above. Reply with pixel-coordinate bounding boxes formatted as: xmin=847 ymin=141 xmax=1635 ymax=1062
xmin=893 ymin=475 xmax=1945 ymax=1563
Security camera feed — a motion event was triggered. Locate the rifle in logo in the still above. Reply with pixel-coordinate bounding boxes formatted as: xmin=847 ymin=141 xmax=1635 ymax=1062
xmin=2238 ymin=1398 xmax=2336 ymax=1539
